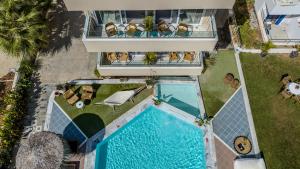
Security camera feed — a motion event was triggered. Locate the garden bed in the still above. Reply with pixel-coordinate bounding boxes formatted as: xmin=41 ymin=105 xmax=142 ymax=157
xmin=199 ymin=50 xmax=240 ymax=116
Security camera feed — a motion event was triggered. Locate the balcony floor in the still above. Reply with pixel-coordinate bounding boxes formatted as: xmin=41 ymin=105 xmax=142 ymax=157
xmin=269 ymin=16 xmax=300 ymax=40
xmin=88 ymin=16 xmax=213 ymax=38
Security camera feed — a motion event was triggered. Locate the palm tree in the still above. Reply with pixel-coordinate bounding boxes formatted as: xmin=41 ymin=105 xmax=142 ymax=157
xmin=0 ymin=0 xmax=49 ymax=59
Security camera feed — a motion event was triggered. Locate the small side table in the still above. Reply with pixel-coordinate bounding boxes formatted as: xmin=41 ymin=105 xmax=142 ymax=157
xmin=234 ymin=136 xmax=252 ymax=155
xmin=76 ymin=101 xmax=84 ymax=109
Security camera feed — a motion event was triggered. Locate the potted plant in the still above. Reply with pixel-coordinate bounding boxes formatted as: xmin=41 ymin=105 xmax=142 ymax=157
xmin=94 ymin=68 xmax=101 ymax=78
xmin=260 ymin=41 xmax=275 ymax=57
xmin=144 ymin=52 xmax=157 ymax=65
xmin=144 ymin=16 xmax=153 ymax=32
xmin=146 ymin=78 xmax=156 ymax=88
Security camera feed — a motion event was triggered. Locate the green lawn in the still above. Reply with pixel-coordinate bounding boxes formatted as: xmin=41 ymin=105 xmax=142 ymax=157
xmin=55 ymin=84 xmax=152 ymax=137
xmin=240 ymin=53 xmax=300 ymax=169
xmin=200 ymin=50 xmax=239 ymax=116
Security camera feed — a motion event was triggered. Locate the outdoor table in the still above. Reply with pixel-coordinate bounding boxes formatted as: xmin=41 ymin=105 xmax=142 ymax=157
xmin=288 ymin=82 xmax=300 ymax=95
xmin=234 ymin=136 xmax=252 ymax=155
xmin=76 ymin=101 xmax=84 ymax=109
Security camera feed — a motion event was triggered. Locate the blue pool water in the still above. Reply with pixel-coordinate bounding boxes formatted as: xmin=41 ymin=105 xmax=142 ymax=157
xmin=156 ymin=83 xmax=201 ymax=117
xmin=95 ymin=106 xmax=206 ymax=169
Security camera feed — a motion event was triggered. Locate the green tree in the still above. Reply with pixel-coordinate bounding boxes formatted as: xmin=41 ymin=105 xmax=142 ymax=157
xmin=0 ymin=0 xmax=50 ymax=59
xmin=144 ymin=16 xmax=153 ymax=31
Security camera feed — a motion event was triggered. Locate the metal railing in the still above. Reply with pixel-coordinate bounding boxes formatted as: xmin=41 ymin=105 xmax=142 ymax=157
xmin=99 ymin=52 xmax=203 ymax=67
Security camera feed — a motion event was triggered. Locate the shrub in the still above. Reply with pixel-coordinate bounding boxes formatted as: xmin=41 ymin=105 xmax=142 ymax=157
xmin=260 ymin=41 xmax=276 ymax=55
xmin=0 ymin=60 xmax=34 ymax=167
xmin=239 ymin=21 xmax=261 ymax=48
xmin=144 ymin=16 xmax=153 ymax=32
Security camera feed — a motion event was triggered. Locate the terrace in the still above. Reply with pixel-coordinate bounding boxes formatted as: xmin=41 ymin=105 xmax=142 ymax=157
xmin=265 ymin=15 xmax=300 ymax=42
xmin=240 ymin=53 xmax=300 ymax=169
xmin=99 ymin=52 xmax=202 ymax=67
xmin=53 ymin=84 xmax=152 ymax=138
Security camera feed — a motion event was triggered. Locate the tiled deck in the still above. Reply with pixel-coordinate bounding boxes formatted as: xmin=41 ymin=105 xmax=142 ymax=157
xmin=214 ymin=136 xmax=237 ymax=169
xmin=212 ymin=88 xmax=255 ymax=155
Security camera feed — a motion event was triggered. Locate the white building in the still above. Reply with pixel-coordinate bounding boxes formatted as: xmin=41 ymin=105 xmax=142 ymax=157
xmin=255 ymin=0 xmax=300 ymax=45
xmin=63 ymin=0 xmax=236 ymax=76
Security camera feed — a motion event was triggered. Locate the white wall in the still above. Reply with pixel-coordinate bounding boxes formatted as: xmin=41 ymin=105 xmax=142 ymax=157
xmin=64 ymin=0 xmax=236 ymax=11
xmin=82 ymin=38 xmax=218 ymax=52
xmin=98 ymin=66 xmax=203 ymax=76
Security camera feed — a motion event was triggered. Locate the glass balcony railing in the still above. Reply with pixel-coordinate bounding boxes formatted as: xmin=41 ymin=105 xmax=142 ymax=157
xmin=98 ymin=52 xmax=203 ymax=67
xmin=85 ymin=16 xmax=217 ymax=39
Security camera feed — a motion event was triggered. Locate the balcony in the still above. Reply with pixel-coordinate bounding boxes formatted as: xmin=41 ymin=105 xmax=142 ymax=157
xmin=82 ymin=11 xmax=218 ymax=52
xmin=64 ymin=0 xmax=236 ymax=11
xmin=86 ymin=20 xmax=215 ymax=39
xmin=97 ymin=52 xmax=204 ymax=76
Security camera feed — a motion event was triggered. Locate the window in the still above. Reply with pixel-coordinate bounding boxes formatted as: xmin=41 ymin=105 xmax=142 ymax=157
xmin=179 ymin=9 xmax=204 ymax=24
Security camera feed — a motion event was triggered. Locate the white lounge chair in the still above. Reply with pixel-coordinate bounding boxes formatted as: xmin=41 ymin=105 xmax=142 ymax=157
xmin=95 ymin=86 xmax=146 ymax=110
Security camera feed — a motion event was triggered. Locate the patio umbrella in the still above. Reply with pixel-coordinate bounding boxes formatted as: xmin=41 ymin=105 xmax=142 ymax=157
xmin=16 ymin=131 xmax=65 ymax=169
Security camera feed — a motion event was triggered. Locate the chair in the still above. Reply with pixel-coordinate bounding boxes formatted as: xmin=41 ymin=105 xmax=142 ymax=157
xmin=281 ymin=89 xmax=293 ymax=99
xmin=67 ymin=95 xmax=79 ymax=105
xmin=224 ymin=73 xmax=234 ymax=84
xmin=169 ymin=52 xmax=179 ymax=62
xmin=107 ymin=52 xmax=118 ymax=63
xmin=63 ymin=89 xmax=75 ymax=99
xmin=281 ymin=75 xmax=292 ymax=85
xmin=118 ymin=52 xmax=129 ymax=63
xmin=126 ymin=23 xmax=137 ymax=36
xmin=231 ymin=79 xmax=240 ymax=89
xmin=105 ymin=22 xmax=117 ymax=37
xmin=81 ymin=85 xmax=93 ymax=100
xmin=183 ymin=52 xmax=195 ymax=63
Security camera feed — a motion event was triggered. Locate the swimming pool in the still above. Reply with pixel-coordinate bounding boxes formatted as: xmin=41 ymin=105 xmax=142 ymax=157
xmin=95 ymin=106 xmax=206 ymax=169
xmin=156 ymin=83 xmax=201 ymax=117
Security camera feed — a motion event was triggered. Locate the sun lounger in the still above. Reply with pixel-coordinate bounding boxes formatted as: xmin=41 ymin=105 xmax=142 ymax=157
xmin=82 ymin=85 xmax=93 ymax=93
xmin=107 ymin=52 xmax=118 ymax=63
xmin=105 ymin=22 xmax=117 ymax=37
xmin=183 ymin=52 xmax=195 ymax=63
xmin=67 ymin=95 xmax=79 ymax=105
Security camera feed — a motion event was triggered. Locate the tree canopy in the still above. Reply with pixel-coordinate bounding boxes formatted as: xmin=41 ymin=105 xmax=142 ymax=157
xmin=0 ymin=0 xmax=51 ymax=58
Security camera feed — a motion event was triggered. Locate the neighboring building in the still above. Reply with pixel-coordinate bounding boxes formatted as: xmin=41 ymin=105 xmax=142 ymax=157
xmin=255 ymin=0 xmax=300 ymax=45
xmin=63 ymin=0 xmax=235 ymax=76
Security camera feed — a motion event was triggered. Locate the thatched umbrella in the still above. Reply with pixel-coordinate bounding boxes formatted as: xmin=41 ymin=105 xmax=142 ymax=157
xmin=16 ymin=131 xmax=64 ymax=169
